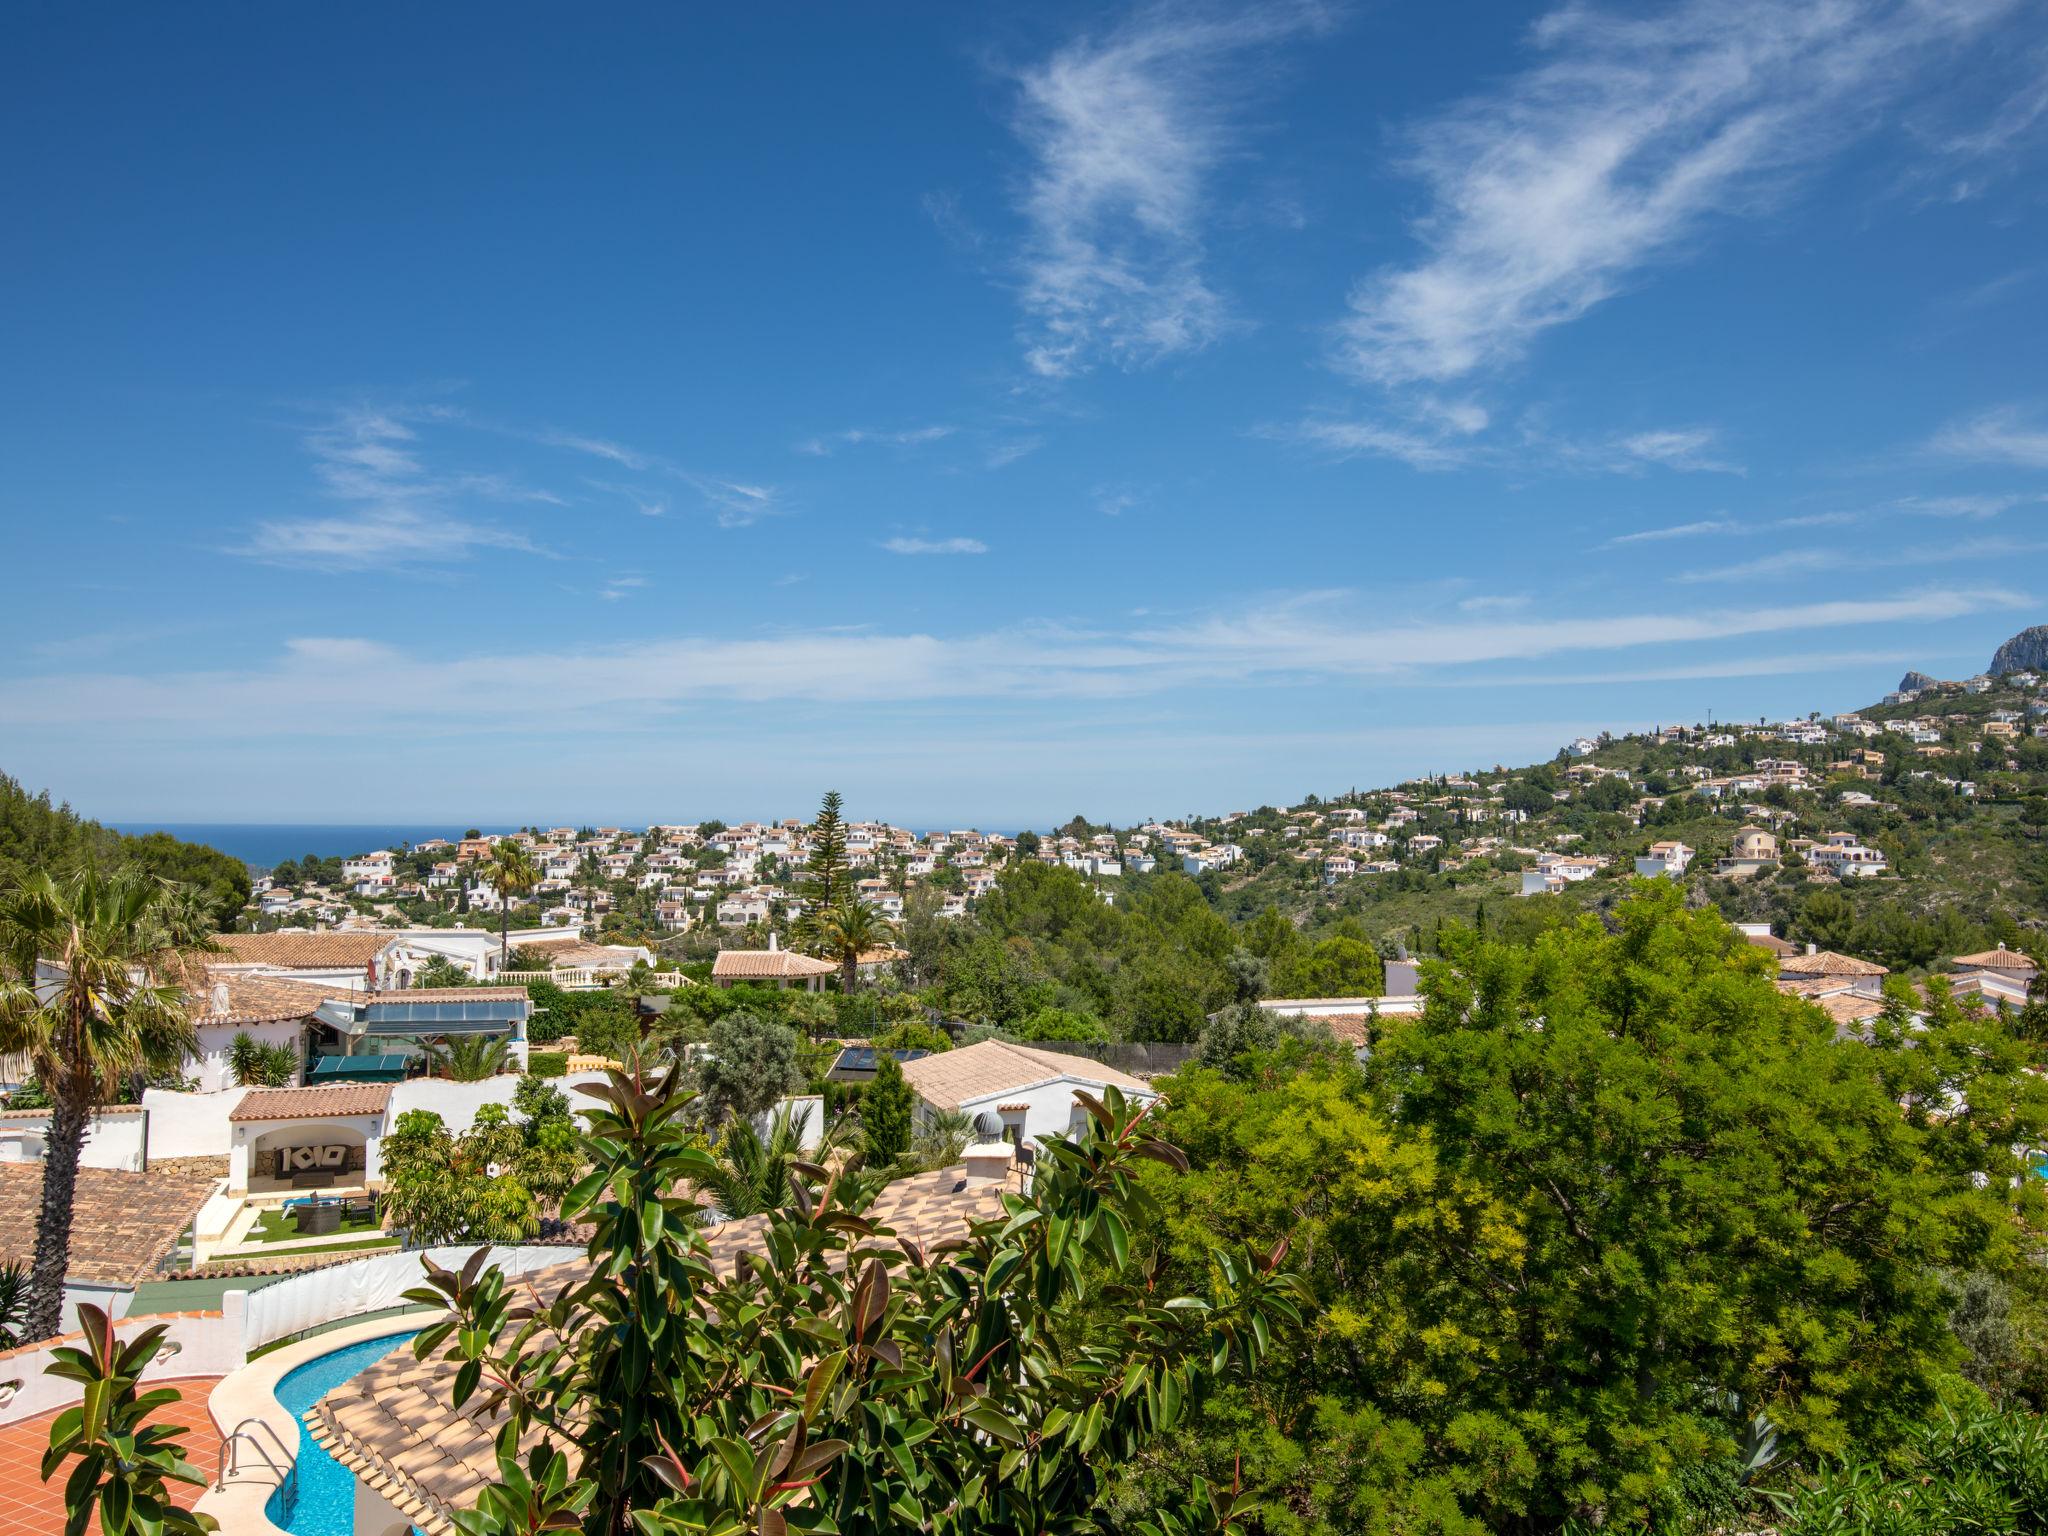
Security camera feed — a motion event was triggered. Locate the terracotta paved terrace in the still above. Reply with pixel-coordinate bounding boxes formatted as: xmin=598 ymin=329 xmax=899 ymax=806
xmin=0 ymin=1376 xmax=221 ymax=1536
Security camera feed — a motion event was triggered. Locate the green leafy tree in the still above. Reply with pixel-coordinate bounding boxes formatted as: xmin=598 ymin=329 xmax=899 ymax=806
xmin=1010 ymin=1006 xmax=1110 ymax=1043
xmin=1268 ymin=935 xmax=1383 ymax=999
xmin=693 ymin=1009 xmax=806 ymax=1127
xmin=401 ymin=1068 xmax=1306 ymax=1536
xmin=379 ymin=1108 xmax=540 ymax=1245
xmin=42 ymin=1306 xmax=217 ymax=1535
xmin=1123 ymin=883 xmax=2048 ymax=1533
xmin=0 ymin=870 xmax=204 ymax=1341
xmin=861 ymin=1050 xmax=915 ymax=1165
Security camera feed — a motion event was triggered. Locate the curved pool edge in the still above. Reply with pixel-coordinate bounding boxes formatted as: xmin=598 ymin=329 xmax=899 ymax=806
xmin=193 ymin=1316 xmax=422 ymax=1536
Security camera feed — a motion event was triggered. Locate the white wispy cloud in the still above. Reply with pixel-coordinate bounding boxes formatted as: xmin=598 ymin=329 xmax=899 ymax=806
xmin=1605 ymin=518 xmax=1743 ymax=546
xmin=1896 ymin=491 xmax=2048 ymax=518
xmin=1094 ymin=483 xmax=1147 ymax=516
xmin=536 ymin=431 xmax=653 ymax=470
xmin=239 ymin=509 xmax=541 ymax=569
xmin=1335 ymin=0 xmax=2014 ymax=387
xmin=881 ymin=537 xmax=990 ymax=556
xmin=3 ymin=588 xmax=2021 ymax=736
xmin=601 ymin=576 xmax=648 ymax=602
xmin=795 ymin=425 xmax=956 ymax=456
xmin=986 ymin=438 xmax=1044 ymax=469
xmin=536 ymin=425 xmax=785 ymax=526
xmin=1276 ymin=412 xmax=1739 ymax=476
xmin=235 ymin=407 xmax=548 ymax=570
xmin=1457 ymin=594 xmax=1532 ymax=613
xmin=1274 ymin=415 xmax=1482 ymax=471
xmin=1929 ymin=405 xmax=2048 ymax=468
xmin=1009 ymin=2 xmax=1323 ymax=377
xmin=1675 ymin=534 xmax=2045 ymax=583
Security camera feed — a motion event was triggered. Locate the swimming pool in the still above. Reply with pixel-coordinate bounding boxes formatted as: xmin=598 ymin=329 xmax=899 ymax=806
xmin=263 ymin=1330 xmax=417 ymax=1536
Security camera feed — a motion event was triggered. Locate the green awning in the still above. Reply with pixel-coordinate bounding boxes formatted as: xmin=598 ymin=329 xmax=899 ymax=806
xmin=307 ymin=1054 xmax=409 ymax=1082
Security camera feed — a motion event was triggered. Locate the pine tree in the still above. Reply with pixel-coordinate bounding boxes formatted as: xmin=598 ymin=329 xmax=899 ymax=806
xmin=798 ymin=789 xmax=848 ymax=945
xmin=861 ymin=1051 xmax=914 ymax=1166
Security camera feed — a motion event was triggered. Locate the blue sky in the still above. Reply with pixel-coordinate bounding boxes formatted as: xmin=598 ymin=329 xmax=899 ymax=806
xmin=3 ymin=1 xmax=2046 ymax=826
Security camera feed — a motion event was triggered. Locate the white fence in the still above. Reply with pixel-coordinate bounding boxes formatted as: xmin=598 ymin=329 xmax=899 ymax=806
xmin=240 ymin=1243 xmax=577 ymax=1353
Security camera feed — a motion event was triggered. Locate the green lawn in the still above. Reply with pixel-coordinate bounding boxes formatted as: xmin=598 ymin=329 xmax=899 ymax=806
xmin=250 ymin=1204 xmax=388 ymax=1245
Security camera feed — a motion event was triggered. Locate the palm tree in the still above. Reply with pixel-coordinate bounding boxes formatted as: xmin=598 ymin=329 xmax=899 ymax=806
xmin=0 ymin=870 xmax=204 ymax=1341
xmin=693 ymin=1105 xmax=814 ymax=1220
xmin=812 ymin=898 xmax=895 ymax=994
xmin=485 ymin=842 xmax=540 ymax=972
xmin=909 ymin=1107 xmax=975 ymax=1172
xmin=576 ymin=852 xmax=604 ymax=936
xmin=695 ymin=1103 xmax=857 ymax=1219
xmin=420 ymin=1034 xmax=512 ymax=1082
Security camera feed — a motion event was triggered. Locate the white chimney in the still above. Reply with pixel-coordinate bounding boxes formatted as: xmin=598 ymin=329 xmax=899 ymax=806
xmin=962 ymin=1141 xmax=1016 ymax=1184
xmin=1806 ymin=942 xmax=1817 ymax=955
xmin=768 ymin=931 xmax=779 ymax=952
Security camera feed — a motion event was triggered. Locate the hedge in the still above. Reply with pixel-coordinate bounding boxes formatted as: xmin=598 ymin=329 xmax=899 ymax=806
xmin=526 ymin=1051 xmax=569 ymax=1078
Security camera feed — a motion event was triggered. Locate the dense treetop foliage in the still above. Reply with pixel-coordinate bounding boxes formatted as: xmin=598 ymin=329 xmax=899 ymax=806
xmin=0 ymin=773 xmax=249 ymax=925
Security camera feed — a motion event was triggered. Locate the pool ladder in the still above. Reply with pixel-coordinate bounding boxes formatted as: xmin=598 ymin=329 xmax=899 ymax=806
xmin=218 ymin=1414 xmax=294 ymax=1489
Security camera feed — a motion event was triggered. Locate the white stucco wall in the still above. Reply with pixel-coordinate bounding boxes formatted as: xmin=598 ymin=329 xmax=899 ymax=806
xmin=0 ymin=1107 xmax=148 ymax=1171
xmin=142 ymin=1086 xmax=250 ymax=1162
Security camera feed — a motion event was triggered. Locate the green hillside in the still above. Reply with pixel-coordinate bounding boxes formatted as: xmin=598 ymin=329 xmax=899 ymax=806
xmin=0 ymin=772 xmax=250 ymax=926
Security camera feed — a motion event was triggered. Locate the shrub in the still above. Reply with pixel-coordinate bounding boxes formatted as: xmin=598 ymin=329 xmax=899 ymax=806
xmin=526 ymin=1051 xmax=568 ymax=1079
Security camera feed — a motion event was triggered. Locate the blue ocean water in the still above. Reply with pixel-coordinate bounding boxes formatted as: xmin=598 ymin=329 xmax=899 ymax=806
xmin=265 ymin=1329 xmax=418 ymax=1536
xmin=110 ymin=824 xmax=518 ymax=868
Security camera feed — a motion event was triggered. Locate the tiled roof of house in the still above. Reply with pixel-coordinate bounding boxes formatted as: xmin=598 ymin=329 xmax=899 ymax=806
xmin=186 ymin=968 xmax=339 ymax=1026
xmin=1778 ymin=949 xmax=1889 ymax=977
xmin=1739 ymin=931 xmax=1800 ymax=957
xmin=711 ymin=949 xmax=836 ymax=980
xmin=898 ymin=1040 xmax=1150 ymax=1113
xmin=228 ymin=1084 xmax=393 ymax=1122
xmin=1951 ymin=948 xmax=2039 ymax=975
xmin=308 ymin=1164 xmax=1021 ymax=1535
xmin=0 ymin=1165 xmax=216 ymax=1287
xmin=216 ymin=932 xmax=394 ymax=969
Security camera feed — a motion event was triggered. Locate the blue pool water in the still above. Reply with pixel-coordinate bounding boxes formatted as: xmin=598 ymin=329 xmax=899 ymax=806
xmin=263 ymin=1331 xmax=417 ymax=1536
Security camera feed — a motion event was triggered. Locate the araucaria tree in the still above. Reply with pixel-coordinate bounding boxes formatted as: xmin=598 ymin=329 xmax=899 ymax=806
xmin=404 ymin=1065 xmax=1307 ymax=1535
xmin=486 ymin=841 xmax=540 ymax=970
xmin=0 ymin=871 xmax=203 ymax=1342
xmin=797 ymin=789 xmax=849 ymax=946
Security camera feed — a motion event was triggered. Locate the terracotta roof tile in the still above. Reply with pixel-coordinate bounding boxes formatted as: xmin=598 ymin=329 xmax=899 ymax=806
xmin=0 ymin=1165 xmax=216 ymax=1287
xmin=217 ymin=932 xmax=394 ymax=969
xmin=1778 ymin=949 xmax=1889 ymax=977
xmin=711 ymin=949 xmax=836 ymax=980
xmin=229 ymin=1084 xmax=393 ymax=1121
xmin=1951 ymin=949 xmax=2039 ymax=974
xmin=185 ymin=968 xmax=338 ymax=1025
xmin=897 ymin=1040 xmax=1151 ymax=1113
